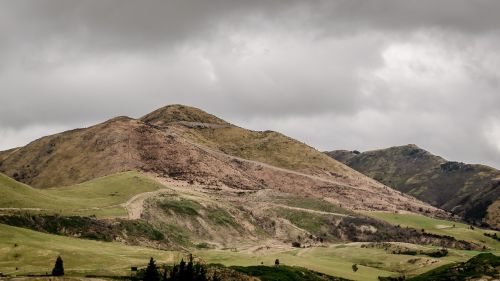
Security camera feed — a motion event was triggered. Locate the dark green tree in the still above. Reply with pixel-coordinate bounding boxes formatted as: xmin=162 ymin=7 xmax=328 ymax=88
xmin=194 ymin=263 xmax=207 ymax=281
xmin=186 ymin=256 xmax=194 ymax=281
xmin=169 ymin=265 xmax=179 ymax=281
xmin=179 ymin=259 xmax=186 ymax=278
xmin=52 ymin=256 xmax=64 ymax=276
xmin=167 ymin=256 xmax=207 ymax=281
xmin=144 ymin=257 xmax=160 ymax=281
xmin=162 ymin=266 xmax=168 ymax=281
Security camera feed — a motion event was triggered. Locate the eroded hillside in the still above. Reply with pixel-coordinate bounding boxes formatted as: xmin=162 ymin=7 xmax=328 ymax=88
xmin=0 ymin=105 xmax=443 ymax=217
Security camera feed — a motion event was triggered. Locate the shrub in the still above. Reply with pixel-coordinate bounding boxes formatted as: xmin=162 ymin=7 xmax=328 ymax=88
xmin=352 ymin=264 xmax=359 ymax=272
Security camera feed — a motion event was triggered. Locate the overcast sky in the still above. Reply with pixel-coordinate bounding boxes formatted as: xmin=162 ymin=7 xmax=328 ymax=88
xmin=1 ymin=0 xmax=500 ymax=168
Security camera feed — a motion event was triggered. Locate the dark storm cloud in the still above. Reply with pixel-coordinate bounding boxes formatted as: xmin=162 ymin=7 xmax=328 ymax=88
xmin=1 ymin=0 xmax=500 ymax=168
xmin=2 ymin=0 xmax=499 ymax=59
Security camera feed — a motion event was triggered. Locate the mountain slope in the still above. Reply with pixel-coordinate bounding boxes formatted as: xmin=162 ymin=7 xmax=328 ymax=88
xmin=1 ymin=169 xmax=488 ymax=252
xmin=326 ymin=145 xmax=500 ymax=228
xmin=0 ymin=105 xmax=444 ymax=218
xmin=0 ymin=171 xmax=165 ymax=217
xmin=141 ymin=104 xmax=229 ymax=127
xmin=407 ymin=253 xmax=500 ymax=281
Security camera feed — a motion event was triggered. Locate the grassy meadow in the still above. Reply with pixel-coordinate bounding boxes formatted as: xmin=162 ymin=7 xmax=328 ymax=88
xmin=361 ymin=211 xmax=500 ymax=252
xmin=0 ymin=171 xmax=166 ymax=217
xmin=1 ymin=171 xmax=498 ymax=280
xmin=0 ymin=224 xmax=176 ymax=276
xmin=1 ymin=223 xmax=474 ymax=281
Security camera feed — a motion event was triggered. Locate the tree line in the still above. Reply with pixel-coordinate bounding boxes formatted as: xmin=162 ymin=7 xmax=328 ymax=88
xmin=142 ymin=255 xmax=216 ymax=281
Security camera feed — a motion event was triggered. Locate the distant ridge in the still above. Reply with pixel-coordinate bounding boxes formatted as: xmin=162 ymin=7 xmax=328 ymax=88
xmin=326 ymin=144 xmax=500 ymax=228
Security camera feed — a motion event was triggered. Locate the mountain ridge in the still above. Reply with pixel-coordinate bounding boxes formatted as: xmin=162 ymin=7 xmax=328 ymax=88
xmin=0 ymin=105 xmax=443 ymax=218
xmin=325 ymin=144 xmax=500 ymax=228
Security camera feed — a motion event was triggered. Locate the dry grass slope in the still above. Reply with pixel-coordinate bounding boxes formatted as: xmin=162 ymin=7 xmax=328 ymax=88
xmin=0 ymin=105 xmax=443 ymax=217
xmin=0 ymin=171 xmax=165 ymax=217
xmin=140 ymin=104 xmax=229 ymax=127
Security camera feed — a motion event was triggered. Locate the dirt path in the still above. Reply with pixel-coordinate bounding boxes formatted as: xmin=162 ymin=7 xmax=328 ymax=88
xmin=176 ymin=131 xmax=439 ymax=212
xmin=178 ymin=134 xmax=354 ymax=188
xmin=122 ymin=188 xmax=174 ymax=219
xmin=0 ymin=207 xmax=43 ymax=211
xmin=267 ymin=203 xmax=352 ymax=217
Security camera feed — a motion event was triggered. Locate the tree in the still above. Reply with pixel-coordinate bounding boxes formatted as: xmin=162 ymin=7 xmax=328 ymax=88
xmin=352 ymin=264 xmax=359 ymax=272
xmin=185 ymin=256 xmax=194 ymax=281
xmin=178 ymin=258 xmax=186 ymax=279
xmin=162 ymin=266 xmax=168 ymax=281
xmin=169 ymin=265 xmax=179 ymax=281
xmin=144 ymin=257 xmax=160 ymax=281
xmin=194 ymin=263 xmax=207 ymax=281
xmin=52 ymin=256 xmax=64 ymax=276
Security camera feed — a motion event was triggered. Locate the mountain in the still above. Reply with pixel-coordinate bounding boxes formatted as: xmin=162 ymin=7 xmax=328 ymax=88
xmin=326 ymin=145 xmax=500 ymax=228
xmin=0 ymin=105 xmax=439 ymax=216
xmin=1 ymin=105 xmax=498 ymax=279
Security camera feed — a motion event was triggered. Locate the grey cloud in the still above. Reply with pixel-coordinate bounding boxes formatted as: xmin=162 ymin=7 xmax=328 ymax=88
xmin=1 ymin=0 xmax=500 ymax=168
xmin=2 ymin=0 xmax=499 ymax=58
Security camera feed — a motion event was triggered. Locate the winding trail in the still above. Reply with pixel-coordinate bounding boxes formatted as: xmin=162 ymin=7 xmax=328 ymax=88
xmin=122 ymin=189 xmax=174 ymax=219
xmin=267 ymin=203 xmax=352 ymax=217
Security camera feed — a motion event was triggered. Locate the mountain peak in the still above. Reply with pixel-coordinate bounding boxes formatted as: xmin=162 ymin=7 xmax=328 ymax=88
xmin=403 ymin=144 xmax=420 ymax=149
xmin=140 ymin=104 xmax=229 ymax=127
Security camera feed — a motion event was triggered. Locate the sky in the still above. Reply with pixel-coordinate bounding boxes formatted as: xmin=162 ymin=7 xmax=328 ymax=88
xmin=1 ymin=0 xmax=500 ymax=168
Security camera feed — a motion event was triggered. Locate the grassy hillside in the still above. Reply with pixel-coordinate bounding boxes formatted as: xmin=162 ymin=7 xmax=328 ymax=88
xmin=195 ymin=241 xmax=487 ymax=281
xmin=1 ymin=170 xmax=483 ymax=251
xmin=231 ymin=265 xmax=350 ymax=281
xmin=182 ymin=126 xmax=354 ymax=177
xmin=0 ymin=105 xmax=442 ymax=219
xmin=0 ymin=173 xmax=61 ymax=209
xmin=0 ymin=171 xmax=165 ymax=217
xmin=362 ymin=212 xmax=500 ymax=251
xmin=0 ymin=221 xmax=491 ymax=280
xmin=0 ymin=223 xmax=175 ymax=276
xmin=140 ymin=104 xmax=229 ymax=127
xmin=407 ymin=253 xmax=500 ymax=281
xmin=0 ymin=116 xmax=141 ymax=188
xmin=326 ymin=145 xmax=446 ymax=191
xmin=139 ymin=104 xmax=357 ymax=178
xmin=0 ymin=223 xmax=413 ymax=280
xmin=326 ymin=145 xmax=500 ymax=228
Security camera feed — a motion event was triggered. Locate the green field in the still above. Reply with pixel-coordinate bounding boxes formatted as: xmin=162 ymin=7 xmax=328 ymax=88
xmin=1 ymin=171 xmax=498 ymax=280
xmin=268 ymin=195 xmax=353 ymax=215
xmin=3 ymin=222 xmax=496 ymax=281
xmin=2 ymin=223 xmax=482 ymax=281
xmin=362 ymin=211 xmax=500 ymax=251
xmin=0 ymin=223 xmax=176 ymax=276
xmin=193 ymin=242 xmax=484 ymax=281
xmin=0 ymin=172 xmax=166 ymax=217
